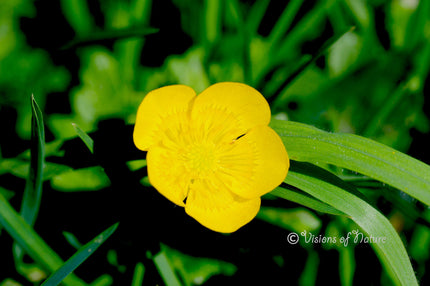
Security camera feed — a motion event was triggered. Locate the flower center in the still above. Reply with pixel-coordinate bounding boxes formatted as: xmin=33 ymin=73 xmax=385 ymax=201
xmin=185 ymin=143 xmax=218 ymax=178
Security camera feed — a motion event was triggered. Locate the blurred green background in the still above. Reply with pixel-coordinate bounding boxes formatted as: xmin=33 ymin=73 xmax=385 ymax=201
xmin=1 ymin=0 xmax=430 ymax=285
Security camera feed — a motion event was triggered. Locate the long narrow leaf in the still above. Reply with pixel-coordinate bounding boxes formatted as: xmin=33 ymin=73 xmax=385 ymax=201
xmin=276 ymin=162 xmax=418 ymax=285
xmin=21 ymin=94 xmax=45 ymax=226
xmin=154 ymin=251 xmax=181 ymax=286
xmin=14 ymin=95 xmax=46 ymax=270
xmin=245 ymin=0 xmax=270 ymax=36
xmin=0 ymin=193 xmax=86 ymax=286
xmin=226 ymin=0 xmax=252 ymax=84
xmin=271 ymin=120 xmax=430 ymax=206
xmin=41 ymin=223 xmax=119 ymax=286
xmin=72 ymin=123 xmax=94 ymax=153
xmin=271 ymin=187 xmax=344 ymax=216
xmin=267 ymin=0 xmax=304 ymax=48
xmin=60 ymin=0 xmax=94 ymax=37
xmin=269 ymin=26 xmax=354 ymax=103
xmin=204 ymin=0 xmax=221 ymax=45
xmin=131 ymin=262 xmax=145 ymax=286
xmin=60 ymin=27 xmax=158 ymax=50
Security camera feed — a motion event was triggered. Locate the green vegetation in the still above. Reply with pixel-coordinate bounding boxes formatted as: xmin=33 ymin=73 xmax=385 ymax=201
xmin=1 ymin=0 xmax=430 ymax=285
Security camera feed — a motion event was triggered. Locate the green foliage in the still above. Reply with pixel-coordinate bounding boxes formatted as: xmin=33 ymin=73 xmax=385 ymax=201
xmin=131 ymin=262 xmax=145 ymax=286
xmin=257 ymin=206 xmax=322 ymax=233
xmin=13 ymin=95 xmax=46 ymax=280
xmin=72 ymin=123 xmax=94 ymax=153
xmin=271 ymin=120 xmax=430 ymax=205
xmin=0 ymin=1 xmax=70 ymax=139
xmin=153 ymin=251 xmax=182 ymax=286
xmin=160 ymin=244 xmax=237 ymax=286
xmin=50 ymin=167 xmax=111 ymax=192
xmin=281 ymin=161 xmax=417 ymax=285
xmin=20 ymin=95 xmax=45 ymax=227
xmin=1 ymin=0 xmax=430 ymax=285
xmin=0 ymin=194 xmax=86 ymax=286
xmin=41 ymin=223 xmax=118 ymax=286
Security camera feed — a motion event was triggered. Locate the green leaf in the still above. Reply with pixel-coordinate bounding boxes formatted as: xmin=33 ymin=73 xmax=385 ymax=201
xmin=226 ymin=0 xmax=251 ymax=84
xmin=63 ymin=231 xmax=83 ymax=250
xmin=245 ymin=0 xmax=270 ymax=36
xmin=126 ymin=159 xmax=147 ymax=171
xmin=89 ymin=274 xmax=113 ymax=286
xmin=299 ymin=250 xmax=318 ymax=285
xmin=167 ymin=48 xmax=210 ymax=93
xmin=60 ymin=26 xmax=158 ymax=50
xmin=0 ymin=158 xmax=71 ymax=181
xmin=403 ymin=0 xmax=429 ymax=51
xmin=14 ymin=95 xmax=46 ymax=273
xmin=271 ymin=120 xmax=430 ymax=206
xmin=131 ymin=262 xmax=145 ymax=286
xmin=362 ymin=80 xmax=411 ymax=138
xmin=275 ymin=0 xmax=338 ymax=62
xmin=257 ymin=207 xmax=321 ymax=233
xmin=276 ymin=161 xmax=418 ymax=285
xmin=0 ymin=193 xmax=86 ymax=286
xmin=72 ymin=123 xmax=94 ymax=153
xmin=339 ymin=246 xmax=355 ymax=286
xmin=20 ymin=94 xmax=45 ymax=226
xmin=41 ymin=223 xmax=118 ymax=286
xmin=270 ymin=187 xmax=344 ymax=216
xmin=267 ymin=0 xmax=304 ymax=48
xmin=204 ymin=0 xmax=221 ymax=45
xmin=270 ymin=26 xmax=355 ymax=103
xmin=153 ymin=251 xmax=182 ymax=286
xmin=327 ymin=31 xmax=362 ymax=77
xmin=60 ymin=0 xmax=94 ymax=37
xmin=50 ymin=166 xmax=111 ymax=192
xmin=0 ymin=186 xmax=15 ymax=200
xmin=161 ymin=244 xmax=237 ymax=286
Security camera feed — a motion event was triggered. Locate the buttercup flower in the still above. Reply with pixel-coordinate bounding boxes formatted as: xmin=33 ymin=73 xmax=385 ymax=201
xmin=133 ymin=82 xmax=289 ymax=233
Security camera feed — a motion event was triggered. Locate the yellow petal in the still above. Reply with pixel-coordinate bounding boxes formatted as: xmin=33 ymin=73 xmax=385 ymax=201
xmin=191 ymin=82 xmax=271 ymax=142
xmin=185 ymin=179 xmax=261 ymax=233
xmin=217 ymin=125 xmax=289 ymax=199
xmin=147 ymin=145 xmax=191 ymax=207
xmin=133 ymin=85 xmax=196 ymax=151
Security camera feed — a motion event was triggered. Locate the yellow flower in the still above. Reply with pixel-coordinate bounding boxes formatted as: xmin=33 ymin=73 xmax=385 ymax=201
xmin=133 ymin=82 xmax=289 ymax=233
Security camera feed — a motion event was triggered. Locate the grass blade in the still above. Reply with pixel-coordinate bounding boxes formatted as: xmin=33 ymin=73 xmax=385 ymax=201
xmin=154 ymin=251 xmax=181 ymax=286
xmin=41 ymin=223 xmax=119 ymax=286
xmin=269 ymin=26 xmax=355 ymax=103
xmin=0 ymin=193 xmax=86 ymax=286
xmin=271 ymin=120 xmax=430 ymax=206
xmin=131 ymin=262 xmax=145 ymax=286
xmin=271 ymin=187 xmax=344 ymax=216
xmin=245 ymin=0 xmax=270 ymax=36
xmin=267 ymin=0 xmax=304 ymax=48
xmin=20 ymin=94 xmax=45 ymax=226
xmin=226 ymin=0 xmax=252 ymax=84
xmin=60 ymin=0 xmax=94 ymax=37
xmin=72 ymin=123 xmax=94 ymax=154
xmin=282 ymin=162 xmax=417 ymax=285
xmin=63 ymin=231 xmax=83 ymax=250
xmin=14 ymin=95 xmax=46 ymax=271
xmin=60 ymin=27 xmax=159 ymax=50
xmin=204 ymin=0 xmax=221 ymax=46
xmin=89 ymin=275 xmax=113 ymax=286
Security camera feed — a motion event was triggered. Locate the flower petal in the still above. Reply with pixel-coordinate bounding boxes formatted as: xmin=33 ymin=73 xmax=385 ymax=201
xmin=217 ymin=125 xmax=289 ymax=199
xmin=147 ymin=145 xmax=191 ymax=207
xmin=185 ymin=179 xmax=261 ymax=233
xmin=133 ymin=85 xmax=196 ymax=151
xmin=191 ymin=82 xmax=271 ymax=141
